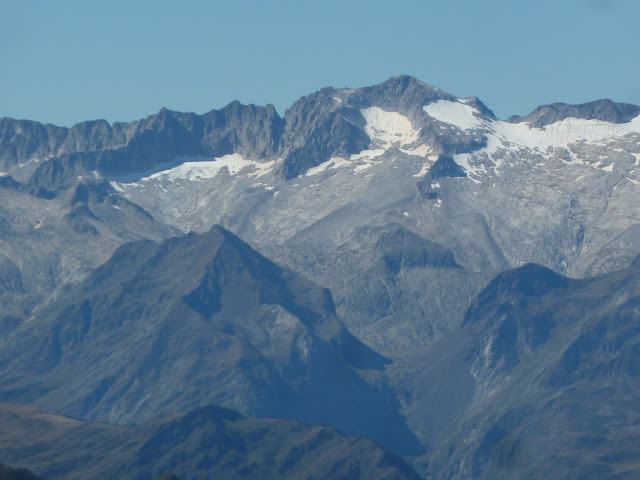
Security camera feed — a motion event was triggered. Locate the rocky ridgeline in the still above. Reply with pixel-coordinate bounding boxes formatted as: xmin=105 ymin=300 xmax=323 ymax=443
xmin=1 ymin=76 xmax=640 ymax=479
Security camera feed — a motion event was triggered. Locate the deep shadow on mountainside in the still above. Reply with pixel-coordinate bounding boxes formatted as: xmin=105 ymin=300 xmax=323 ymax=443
xmin=394 ymin=257 xmax=640 ymax=479
xmin=2 ymin=75 xmax=640 ymax=479
xmin=0 ymin=225 xmax=422 ymax=457
xmin=0 ymin=403 xmax=421 ymax=480
xmin=0 ymin=464 xmax=43 ymax=480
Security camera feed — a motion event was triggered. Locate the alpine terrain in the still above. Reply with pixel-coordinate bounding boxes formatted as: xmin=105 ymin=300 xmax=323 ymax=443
xmin=1 ymin=75 xmax=640 ymax=478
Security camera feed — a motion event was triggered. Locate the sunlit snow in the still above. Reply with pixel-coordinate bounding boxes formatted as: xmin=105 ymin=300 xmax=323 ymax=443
xmin=350 ymin=148 xmax=386 ymax=161
xmin=424 ymin=99 xmax=640 ymax=179
xmin=112 ymin=154 xmax=276 ymax=190
xmin=305 ymin=157 xmax=350 ymax=176
xmin=360 ymin=107 xmax=421 ymax=147
xmin=423 ymin=100 xmax=483 ymax=130
xmin=303 ymin=108 xmax=432 ymax=177
xmin=425 ymin=99 xmax=640 ymax=151
xmin=147 ymin=154 xmax=274 ymax=181
xmin=399 ymin=144 xmax=432 ymax=157
xmin=413 ymin=163 xmax=431 ymax=177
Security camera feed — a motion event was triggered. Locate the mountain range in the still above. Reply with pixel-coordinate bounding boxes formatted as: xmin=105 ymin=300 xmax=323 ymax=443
xmin=0 ymin=403 xmax=419 ymax=480
xmin=1 ymin=75 xmax=640 ymax=478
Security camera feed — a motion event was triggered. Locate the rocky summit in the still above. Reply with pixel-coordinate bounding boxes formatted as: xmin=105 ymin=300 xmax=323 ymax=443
xmin=1 ymin=75 xmax=640 ymax=478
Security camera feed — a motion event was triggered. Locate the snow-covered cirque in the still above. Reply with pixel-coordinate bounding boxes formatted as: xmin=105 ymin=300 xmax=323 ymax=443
xmin=423 ymin=99 xmax=640 ymax=178
xmin=360 ymin=107 xmax=421 ymax=147
xmin=423 ymin=100 xmax=484 ymax=130
xmin=424 ymin=100 xmax=640 ymax=152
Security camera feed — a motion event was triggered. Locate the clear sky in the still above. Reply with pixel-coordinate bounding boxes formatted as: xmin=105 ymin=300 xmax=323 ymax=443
xmin=1 ymin=0 xmax=639 ymax=126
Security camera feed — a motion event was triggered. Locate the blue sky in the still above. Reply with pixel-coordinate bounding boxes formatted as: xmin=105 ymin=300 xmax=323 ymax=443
xmin=1 ymin=0 xmax=639 ymax=126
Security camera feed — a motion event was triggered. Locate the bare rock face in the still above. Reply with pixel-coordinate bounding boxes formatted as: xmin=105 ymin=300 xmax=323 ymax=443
xmin=277 ymin=75 xmax=488 ymax=179
xmin=403 ymin=259 xmax=640 ymax=479
xmin=2 ymin=75 xmax=640 ymax=479
xmin=0 ymin=225 xmax=422 ymax=456
xmin=508 ymin=98 xmax=640 ymax=127
xmin=1 ymin=102 xmax=283 ymax=190
xmin=374 ymin=225 xmax=460 ymax=274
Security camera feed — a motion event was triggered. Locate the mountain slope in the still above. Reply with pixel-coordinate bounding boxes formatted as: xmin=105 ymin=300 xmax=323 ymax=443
xmin=98 ymin=75 xmax=640 ymax=352
xmin=0 ymin=174 xmax=178 ymax=325
xmin=2 ymin=75 xmax=640 ymax=478
xmin=1 ymin=102 xmax=282 ymax=187
xmin=0 ymin=403 xmax=421 ymax=480
xmin=393 ymin=258 xmax=640 ymax=478
xmin=4 ymin=76 xmax=639 ymax=352
xmin=0 ymin=464 xmax=43 ymax=480
xmin=0 ymin=225 xmax=421 ymax=456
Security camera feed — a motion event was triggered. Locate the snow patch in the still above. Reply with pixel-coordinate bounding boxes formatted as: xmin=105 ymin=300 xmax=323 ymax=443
xmin=486 ymin=116 xmax=640 ymax=153
xmin=399 ymin=144 xmax=432 ymax=157
xmin=305 ymin=152 xmax=389 ymax=177
xmin=361 ymin=107 xmax=421 ymax=147
xmin=144 ymin=154 xmax=270 ymax=181
xmin=350 ymin=148 xmax=386 ymax=161
xmin=453 ymin=154 xmax=482 ymax=183
xmin=343 ymin=107 xmax=431 ymax=165
xmin=112 ymin=154 xmax=275 ymax=188
xmin=425 ymin=99 xmax=640 ymax=180
xmin=305 ymin=157 xmax=350 ymax=176
xmin=425 ymin=99 xmax=640 ymax=151
xmin=413 ymin=163 xmax=431 ymax=177
xmin=423 ymin=100 xmax=483 ymax=130
xmin=354 ymin=162 xmax=376 ymax=173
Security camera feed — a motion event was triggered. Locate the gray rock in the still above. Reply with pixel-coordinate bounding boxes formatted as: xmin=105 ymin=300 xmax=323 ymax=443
xmin=2 ymin=75 xmax=640 ymax=479
xmin=508 ymin=98 xmax=640 ymax=126
xmin=0 ymin=225 xmax=422 ymax=456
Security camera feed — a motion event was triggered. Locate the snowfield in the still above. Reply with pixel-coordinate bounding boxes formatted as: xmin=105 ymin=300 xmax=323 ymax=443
xmin=424 ymin=99 xmax=640 ymax=178
xmin=361 ymin=107 xmax=422 ymax=147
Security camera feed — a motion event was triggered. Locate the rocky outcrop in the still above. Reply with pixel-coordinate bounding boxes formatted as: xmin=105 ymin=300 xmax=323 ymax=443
xmin=508 ymin=98 xmax=640 ymax=127
xmin=1 ymin=102 xmax=283 ymax=190
xmin=0 ymin=225 xmax=421 ymax=456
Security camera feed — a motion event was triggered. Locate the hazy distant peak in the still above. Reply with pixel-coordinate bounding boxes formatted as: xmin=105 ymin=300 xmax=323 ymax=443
xmin=508 ymin=98 xmax=640 ymax=127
